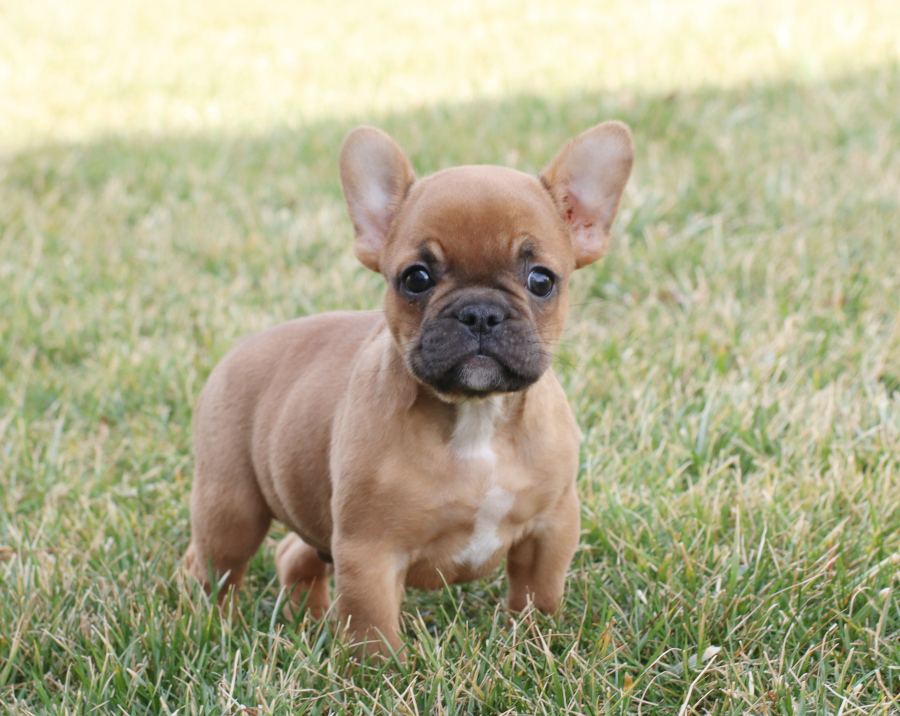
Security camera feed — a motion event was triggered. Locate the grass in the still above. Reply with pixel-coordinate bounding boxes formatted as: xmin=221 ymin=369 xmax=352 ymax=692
xmin=2 ymin=0 xmax=900 ymax=713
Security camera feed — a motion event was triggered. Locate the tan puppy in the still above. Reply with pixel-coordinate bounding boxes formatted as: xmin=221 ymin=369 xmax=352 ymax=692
xmin=185 ymin=122 xmax=633 ymax=657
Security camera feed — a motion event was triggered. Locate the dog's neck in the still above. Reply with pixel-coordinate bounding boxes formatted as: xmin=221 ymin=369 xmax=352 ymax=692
xmin=389 ymin=336 xmax=530 ymax=456
xmin=450 ymin=397 xmax=502 ymax=463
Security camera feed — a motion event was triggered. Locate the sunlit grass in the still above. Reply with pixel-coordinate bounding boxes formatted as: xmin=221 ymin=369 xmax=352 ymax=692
xmin=2 ymin=0 xmax=900 ymax=145
xmin=2 ymin=0 xmax=900 ymax=713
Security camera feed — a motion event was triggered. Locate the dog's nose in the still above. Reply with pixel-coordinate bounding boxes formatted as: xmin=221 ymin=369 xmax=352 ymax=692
xmin=456 ymin=302 xmax=506 ymax=336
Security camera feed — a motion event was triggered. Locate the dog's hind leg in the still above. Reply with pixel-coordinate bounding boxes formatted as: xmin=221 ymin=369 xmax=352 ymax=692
xmin=275 ymin=533 xmax=332 ymax=619
xmin=184 ymin=462 xmax=272 ymax=608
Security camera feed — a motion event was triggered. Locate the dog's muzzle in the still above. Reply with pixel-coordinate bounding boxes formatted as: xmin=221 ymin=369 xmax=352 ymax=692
xmin=409 ymin=297 xmax=549 ymax=396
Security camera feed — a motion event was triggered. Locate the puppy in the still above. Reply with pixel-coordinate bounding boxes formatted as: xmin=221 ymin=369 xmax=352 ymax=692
xmin=185 ymin=122 xmax=634 ymax=657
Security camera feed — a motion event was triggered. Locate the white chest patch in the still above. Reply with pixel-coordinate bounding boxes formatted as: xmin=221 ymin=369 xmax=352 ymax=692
xmin=454 ymin=485 xmax=515 ymax=569
xmin=450 ymin=399 xmax=513 ymax=569
xmin=450 ymin=399 xmax=500 ymax=464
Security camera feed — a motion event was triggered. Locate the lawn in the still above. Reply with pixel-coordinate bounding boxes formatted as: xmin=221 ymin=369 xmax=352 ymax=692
xmin=2 ymin=0 xmax=900 ymax=713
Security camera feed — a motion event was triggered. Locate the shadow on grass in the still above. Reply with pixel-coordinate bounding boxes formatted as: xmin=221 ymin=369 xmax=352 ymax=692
xmin=3 ymin=61 xmax=898 ymax=223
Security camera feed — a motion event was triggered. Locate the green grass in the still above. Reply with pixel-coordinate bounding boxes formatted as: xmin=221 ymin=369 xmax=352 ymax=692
xmin=2 ymin=0 xmax=900 ymax=713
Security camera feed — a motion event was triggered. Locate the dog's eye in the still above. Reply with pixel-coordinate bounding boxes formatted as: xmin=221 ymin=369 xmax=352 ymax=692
xmin=526 ymin=268 xmax=554 ymax=297
xmin=401 ymin=265 xmax=435 ymax=294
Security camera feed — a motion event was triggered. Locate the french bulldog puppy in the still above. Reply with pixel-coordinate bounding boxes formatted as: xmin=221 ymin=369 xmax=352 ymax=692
xmin=185 ymin=122 xmax=634 ymax=657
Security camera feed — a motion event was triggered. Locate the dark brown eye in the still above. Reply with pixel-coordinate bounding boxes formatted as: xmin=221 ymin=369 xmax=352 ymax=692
xmin=401 ymin=265 xmax=434 ymax=294
xmin=527 ymin=268 xmax=554 ymax=297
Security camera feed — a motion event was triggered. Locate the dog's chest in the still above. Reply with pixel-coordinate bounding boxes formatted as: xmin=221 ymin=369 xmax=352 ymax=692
xmin=445 ymin=400 xmax=516 ymax=570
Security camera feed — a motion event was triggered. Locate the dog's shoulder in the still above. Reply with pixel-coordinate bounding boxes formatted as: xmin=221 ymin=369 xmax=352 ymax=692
xmin=227 ymin=310 xmax=385 ymax=359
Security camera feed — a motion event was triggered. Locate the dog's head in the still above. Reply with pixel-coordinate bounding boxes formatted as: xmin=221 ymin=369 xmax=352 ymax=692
xmin=339 ymin=123 xmax=633 ymax=399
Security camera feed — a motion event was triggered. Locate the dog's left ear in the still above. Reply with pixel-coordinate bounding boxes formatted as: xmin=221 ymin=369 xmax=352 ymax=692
xmin=340 ymin=127 xmax=417 ymax=273
xmin=540 ymin=121 xmax=634 ymax=268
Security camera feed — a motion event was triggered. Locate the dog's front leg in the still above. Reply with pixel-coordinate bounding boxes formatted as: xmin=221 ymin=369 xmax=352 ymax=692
xmin=332 ymin=540 xmax=407 ymax=659
xmin=506 ymin=487 xmax=580 ymax=613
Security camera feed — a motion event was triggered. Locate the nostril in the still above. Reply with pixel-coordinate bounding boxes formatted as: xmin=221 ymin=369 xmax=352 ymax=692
xmin=459 ymin=310 xmax=478 ymax=327
xmin=456 ymin=303 xmax=506 ymax=334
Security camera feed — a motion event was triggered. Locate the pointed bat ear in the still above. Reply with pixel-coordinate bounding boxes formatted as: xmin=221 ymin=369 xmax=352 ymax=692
xmin=339 ymin=127 xmax=417 ymax=273
xmin=540 ymin=121 xmax=634 ymax=268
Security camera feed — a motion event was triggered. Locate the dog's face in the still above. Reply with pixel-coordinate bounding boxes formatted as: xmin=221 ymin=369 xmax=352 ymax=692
xmin=339 ymin=123 xmax=634 ymax=398
xmin=380 ymin=167 xmax=573 ymax=396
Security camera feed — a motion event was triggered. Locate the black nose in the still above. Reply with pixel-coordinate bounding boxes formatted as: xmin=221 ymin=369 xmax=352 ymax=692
xmin=456 ymin=302 xmax=506 ymax=336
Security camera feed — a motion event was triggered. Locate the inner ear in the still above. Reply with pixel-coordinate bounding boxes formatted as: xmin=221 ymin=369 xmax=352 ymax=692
xmin=339 ymin=127 xmax=416 ymax=273
xmin=540 ymin=121 xmax=634 ymax=268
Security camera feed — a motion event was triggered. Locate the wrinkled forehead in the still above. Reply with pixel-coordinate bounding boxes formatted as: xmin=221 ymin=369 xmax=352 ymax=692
xmin=386 ymin=166 xmax=573 ymax=272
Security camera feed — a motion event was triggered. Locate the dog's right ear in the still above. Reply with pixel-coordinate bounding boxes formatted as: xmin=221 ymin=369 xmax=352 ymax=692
xmin=540 ymin=121 xmax=634 ymax=268
xmin=339 ymin=127 xmax=417 ymax=273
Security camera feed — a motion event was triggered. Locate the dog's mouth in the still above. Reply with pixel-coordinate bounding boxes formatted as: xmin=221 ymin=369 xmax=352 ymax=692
xmin=407 ymin=326 xmax=548 ymax=396
xmin=424 ymin=354 xmax=535 ymax=396
xmin=453 ymin=353 xmax=509 ymax=394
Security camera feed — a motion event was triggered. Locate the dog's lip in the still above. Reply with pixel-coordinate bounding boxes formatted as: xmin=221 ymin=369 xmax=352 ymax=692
xmin=455 ymin=349 xmax=520 ymax=376
xmin=463 ymin=351 xmax=505 ymax=372
xmin=470 ymin=353 xmax=496 ymax=363
xmin=457 ymin=352 xmax=503 ymax=369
